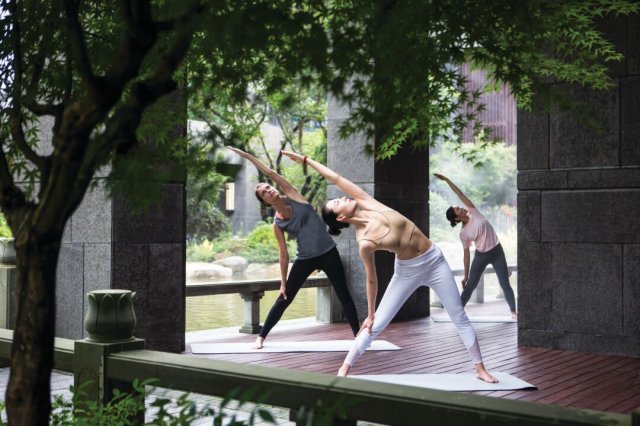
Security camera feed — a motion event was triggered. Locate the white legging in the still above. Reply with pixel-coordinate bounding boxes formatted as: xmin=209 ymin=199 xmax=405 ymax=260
xmin=344 ymin=244 xmax=483 ymax=367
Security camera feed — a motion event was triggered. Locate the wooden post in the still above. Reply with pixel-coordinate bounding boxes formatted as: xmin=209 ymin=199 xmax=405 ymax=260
xmin=74 ymin=290 xmax=145 ymax=423
xmin=239 ymin=291 xmax=264 ymax=334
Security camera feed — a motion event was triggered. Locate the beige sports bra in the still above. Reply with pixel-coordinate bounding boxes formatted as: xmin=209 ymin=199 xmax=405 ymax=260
xmin=356 ymin=210 xmax=417 ymax=253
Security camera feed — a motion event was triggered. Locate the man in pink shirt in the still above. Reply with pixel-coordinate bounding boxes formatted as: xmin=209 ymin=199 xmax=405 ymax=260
xmin=435 ymin=173 xmax=517 ymax=319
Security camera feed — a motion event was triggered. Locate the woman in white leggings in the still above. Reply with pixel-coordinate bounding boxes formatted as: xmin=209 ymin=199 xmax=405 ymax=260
xmin=282 ymin=150 xmax=497 ymax=382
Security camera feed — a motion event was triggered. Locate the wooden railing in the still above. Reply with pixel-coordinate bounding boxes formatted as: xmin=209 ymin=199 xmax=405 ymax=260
xmin=186 ymin=266 xmax=518 ymax=331
xmin=186 ymin=275 xmax=329 ymax=333
xmin=0 ymin=327 xmax=636 ymax=426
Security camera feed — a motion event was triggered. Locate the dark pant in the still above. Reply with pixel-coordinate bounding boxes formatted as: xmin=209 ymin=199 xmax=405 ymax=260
xmin=259 ymin=247 xmax=360 ymax=338
xmin=460 ymin=243 xmax=517 ymax=313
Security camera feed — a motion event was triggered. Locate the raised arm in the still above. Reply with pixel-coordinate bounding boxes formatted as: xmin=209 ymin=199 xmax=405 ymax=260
xmin=281 ymin=150 xmax=384 ymax=210
xmin=227 ymin=147 xmax=305 ymax=202
xmin=434 ymin=173 xmax=475 ymax=209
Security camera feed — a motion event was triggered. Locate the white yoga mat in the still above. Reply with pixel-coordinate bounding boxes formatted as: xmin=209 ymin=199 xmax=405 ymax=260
xmin=432 ymin=315 xmax=516 ymax=323
xmin=352 ymin=372 xmax=536 ymax=391
xmin=190 ymin=340 xmax=400 ymax=354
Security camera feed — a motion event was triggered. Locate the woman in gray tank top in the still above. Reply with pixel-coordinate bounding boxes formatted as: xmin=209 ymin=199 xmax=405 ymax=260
xmin=228 ymin=148 xmax=360 ymax=349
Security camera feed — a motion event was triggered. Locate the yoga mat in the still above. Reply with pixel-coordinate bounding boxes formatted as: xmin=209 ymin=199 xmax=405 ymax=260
xmin=352 ymin=372 xmax=536 ymax=391
xmin=432 ymin=315 xmax=516 ymax=323
xmin=190 ymin=340 xmax=400 ymax=354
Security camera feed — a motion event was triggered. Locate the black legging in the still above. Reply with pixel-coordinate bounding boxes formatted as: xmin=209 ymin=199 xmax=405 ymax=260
xmin=259 ymin=247 xmax=360 ymax=338
xmin=460 ymin=243 xmax=517 ymax=313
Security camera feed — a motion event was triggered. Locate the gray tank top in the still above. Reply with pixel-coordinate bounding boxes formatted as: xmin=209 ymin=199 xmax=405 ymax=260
xmin=274 ymin=198 xmax=335 ymax=260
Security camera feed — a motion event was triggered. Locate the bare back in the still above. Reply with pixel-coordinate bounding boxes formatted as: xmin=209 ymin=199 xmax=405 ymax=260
xmin=357 ymin=209 xmax=432 ymax=260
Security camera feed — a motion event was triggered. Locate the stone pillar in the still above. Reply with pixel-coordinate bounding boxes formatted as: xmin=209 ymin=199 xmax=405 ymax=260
xmin=323 ymin=96 xmax=429 ymax=322
xmin=239 ymin=291 xmax=264 ymax=334
xmin=74 ymin=290 xmax=145 ymax=421
xmin=517 ymin=15 xmax=640 ymax=356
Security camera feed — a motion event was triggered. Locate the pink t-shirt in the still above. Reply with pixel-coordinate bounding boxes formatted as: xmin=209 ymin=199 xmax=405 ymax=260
xmin=459 ymin=208 xmax=499 ymax=253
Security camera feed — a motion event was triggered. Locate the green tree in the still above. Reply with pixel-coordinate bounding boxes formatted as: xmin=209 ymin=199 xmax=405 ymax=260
xmin=189 ymin=73 xmax=328 ymax=217
xmin=1 ymin=0 xmax=636 ymax=423
xmin=0 ymin=1 xmax=330 ymax=423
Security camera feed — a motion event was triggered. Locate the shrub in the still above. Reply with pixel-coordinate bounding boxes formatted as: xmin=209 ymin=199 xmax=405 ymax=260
xmin=0 ymin=214 xmax=12 ymax=238
xmin=245 ymin=222 xmax=297 ymax=264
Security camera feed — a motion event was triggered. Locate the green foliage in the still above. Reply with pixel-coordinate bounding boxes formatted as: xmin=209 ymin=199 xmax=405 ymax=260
xmin=328 ymin=0 xmax=639 ymax=158
xmin=245 ymin=221 xmax=297 ymax=264
xmin=0 ymin=215 xmax=12 ymax=238
xmin=430 ymin=141 xmax=517 ymax=243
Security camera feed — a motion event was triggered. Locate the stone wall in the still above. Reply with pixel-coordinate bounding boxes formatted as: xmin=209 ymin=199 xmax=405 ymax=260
xmin=517 ymin=15 xmax=640 ymax=356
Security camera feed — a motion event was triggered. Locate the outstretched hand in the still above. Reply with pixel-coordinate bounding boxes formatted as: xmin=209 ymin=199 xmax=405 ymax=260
xmin=434 ymin=173 xmax=448 ymax=181
xmin=227 ymin=146 xmax=248 ymax=157
xmin=281 ymin=150 xmax=306 ymax=164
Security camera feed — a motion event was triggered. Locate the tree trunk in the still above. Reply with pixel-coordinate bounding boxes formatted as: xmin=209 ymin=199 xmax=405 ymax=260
xmin=6 ymin=231 xmax=61 ymax=425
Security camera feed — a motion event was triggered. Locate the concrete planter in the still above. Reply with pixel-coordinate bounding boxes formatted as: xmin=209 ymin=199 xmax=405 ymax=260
xmin=84 ymin=289 xmax=137 ymax=343
xmin=0 ymin=238 xmax=15 ymax=264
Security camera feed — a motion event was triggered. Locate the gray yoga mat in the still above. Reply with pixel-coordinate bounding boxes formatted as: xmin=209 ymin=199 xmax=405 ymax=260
xmin=190 ymin=340 xmax=400 ymax=354
xmin=352 ymin=372 xmax=536 ymax=391
xmin=432 ymin=315 xmax=516 ymax=323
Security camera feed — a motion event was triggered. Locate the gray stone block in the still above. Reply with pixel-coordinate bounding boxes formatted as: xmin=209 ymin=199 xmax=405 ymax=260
xmin=147 ymin=243 xmax=185 ymax=353
xmin=374 ymin=183 xmax=429 ymax=204
xmin=83 ymin=243 xmax=111 ymax=294
xmin=623 ymin=244 xmax=640 ymax=337
xmin=111 ymin=243 xmax=149 ymax=338
xmin=327 ymin=120 xmax=374 ymax=183
xmin=568 ymin=168 xmax=640 ymax=189
xmin=327 ymin=96 xmax=352 ymax=121
xmin=595 ymin=15 xmax=627 ymax=78
xmin=62 ymin=219 xmax=72 ymax=243
xmin=627 ymin=14 xmax=640 ymax=75
xmin=620 ymin=76 xmax=640 ymax=165
xmin=344 ymin=240 xmax=368 ymax=319
xmin=517 ymin=108 xmax=548 ymax=170
xmin=518 ymin=329 xmax=640 ymax=357
xmin=517 ymin=171 xmax=567 ymax=190
xmin=517 ymin=242 xmax=553 ymax=330
xmin=550 ymin=84 xmax=619 ymax=168
xmin=541 ymin=191 xmax=640 ymax=243
xmin=517 ymin=191 xmax=540 ymax=242
xmin=56 ymin=243 xmax=84 ymax=339
xmin=113 ymin=184 xmax=185 ymax=243
xmin=551 ymin=243 xmax=622 ymax=335
xmin=71 ymin=185 xmax=112 ymax=243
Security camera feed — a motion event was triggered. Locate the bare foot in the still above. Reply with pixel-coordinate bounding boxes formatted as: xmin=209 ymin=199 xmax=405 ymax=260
xmin=337 ymin=364 xmax=350 ymax=377
xmin=475 ymin=363 xmax=498 ymax=383
xmin=252 ymin=336 xmax=264 ymax=349
xmin=476 ymin=370 xmax=498 ymax=383
xmin=511 ymin=312 xmax=518 ymax=320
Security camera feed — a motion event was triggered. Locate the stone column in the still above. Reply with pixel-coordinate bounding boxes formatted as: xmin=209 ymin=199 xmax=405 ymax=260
xmin=52 ymin=92 xmax=187 ymax=353
xmin=517 ymin=15 xmax=640 ymax=356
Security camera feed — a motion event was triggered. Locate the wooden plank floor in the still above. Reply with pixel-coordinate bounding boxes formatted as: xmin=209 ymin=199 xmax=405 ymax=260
xmin=185 ymin=301 xmax=640 ymax=415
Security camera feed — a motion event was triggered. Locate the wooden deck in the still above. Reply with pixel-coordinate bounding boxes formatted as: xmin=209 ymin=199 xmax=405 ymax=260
xmin=185 ymin=301 xmax=640 ymax=415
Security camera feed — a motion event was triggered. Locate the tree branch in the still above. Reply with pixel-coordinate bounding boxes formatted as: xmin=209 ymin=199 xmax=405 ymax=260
xmin=63 ymin=0 xmax=100 ymax=98
xmin=9 ymin=111 xmax=46 ymax=171
xmin=26 ymin=102 xmax=62 ymax=117
xmin=7 ymin=0 xmax=46 ymax=172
